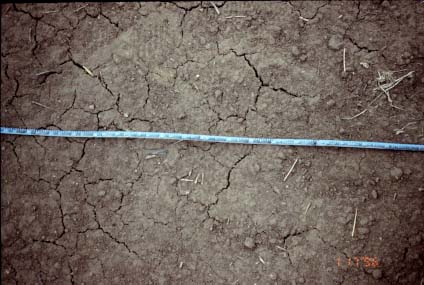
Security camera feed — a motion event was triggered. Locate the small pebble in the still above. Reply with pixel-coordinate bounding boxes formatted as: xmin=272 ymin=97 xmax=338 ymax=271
xmin=112 ymin=53 xmax=121 ymax=64
xmin=408 ymin=235 xmax=421 ymax=246
xmin=336 ymin=216 xmax=350 ymax=225
xmin=88 ymin=104 xmax=95 ymax=110
xmin=123 ymin=113 xmax=129 ymax=118
xmin=344 ymin=206 xmax=353 ymax=213
xmin=243 ymin=237 xmax=256 ymax=249
xmin=269 ymin=272 xmax=277 ymax=280
xmin=372 ymin=269 xmax=383 ymax=279
xmin=98 ymin=190 xmax=106 ymax=197
xmin=326 ymin=99 xmax=336 ymax=107
xmin=371 ymin=189 xmax=378 ymax=199
xmin=277 ymin=152 xmax=286 ymax=160
xmin=381 ymin=0 xmax=390 ymax=8
xmin=360 ymin=62 xmax=369 ymax=69
xmin=339 ymin=128 xmax=347 ymax=135
xmin=418 ymin=187 xmax=424 ymax=192
xmin=291 ymin=46 xmax=301 ymax=57
xmin=359 ymin=217 xmax=369 ymax=226
xmin=358 ymin=227 xmax=369 ymax=235
xmin=250 ymin=161 xmax=261 ymax=174
xmin=177 ymin=112 xmax=186 ymax=120
xmin=390 ymin=167 xmax=403 ymax=180
xmin=299 ymin=54 xmax=308 ymax=62
xmin=214 ymin=89 xmax=223 ymax=97
xmin=402 ymin=52 xmax=412 ymax=59
xmin=328 ymin=35 xmax=344 ymax=51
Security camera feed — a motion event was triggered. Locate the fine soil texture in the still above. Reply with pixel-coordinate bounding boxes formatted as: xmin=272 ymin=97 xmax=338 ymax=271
xmin=1 ymin=2 xmax=424 ymax=284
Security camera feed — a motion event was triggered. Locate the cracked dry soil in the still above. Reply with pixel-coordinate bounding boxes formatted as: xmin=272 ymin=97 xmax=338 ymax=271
xmin=1 ymin=1 xmax=424 ymax=284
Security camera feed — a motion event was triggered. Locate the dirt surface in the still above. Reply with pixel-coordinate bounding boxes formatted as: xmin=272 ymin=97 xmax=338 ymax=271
xmin=1 ymin=1 xmax=424 ymax=284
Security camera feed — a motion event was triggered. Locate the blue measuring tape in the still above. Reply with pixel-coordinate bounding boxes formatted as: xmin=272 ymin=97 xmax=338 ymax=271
xmin=1 ymin=127 xmax=423 ymax=151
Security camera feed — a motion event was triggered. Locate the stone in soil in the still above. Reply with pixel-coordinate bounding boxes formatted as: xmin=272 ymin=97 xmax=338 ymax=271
xmin=372 ymin=269 xmax=383 ymax=279
xmin=214 ymin=89 xmax=223 ymax=97
xmin=269 ymin=272 xmax=277 ymax=280
xmin=291 ymin=46 xmax=301 ymax=57
xmin=243 ymin=237 xmax=256 ymax=249
xmin=326 ymin=99 xmax=336 ymax=107
xmin=328 ymin=35 xmax=344 ymax=51
xmin=390 ymin=167 xmax=403 ymax=180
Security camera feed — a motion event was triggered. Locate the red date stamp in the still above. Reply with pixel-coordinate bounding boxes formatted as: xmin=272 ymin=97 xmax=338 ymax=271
xmin=337 ymin=256 xmax=379 ymax=268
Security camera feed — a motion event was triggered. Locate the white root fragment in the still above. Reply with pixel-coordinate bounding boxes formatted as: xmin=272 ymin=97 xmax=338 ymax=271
xmin=283 ymin=158 xmax=299 ymax=182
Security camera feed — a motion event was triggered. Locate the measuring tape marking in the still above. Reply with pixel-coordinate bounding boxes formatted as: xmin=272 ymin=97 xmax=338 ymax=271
xmin=1 ymin=127 xmax=423 ymax=151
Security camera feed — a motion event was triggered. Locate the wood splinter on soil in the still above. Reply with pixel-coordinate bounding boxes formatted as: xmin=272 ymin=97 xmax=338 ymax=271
xmin=210 ymin=2 xmax=220 ymax=15
xmin=74 ymin=4 xmax=88 ymax=12
xmin=35 ymin=70 xmax=56 ymax=76
xmin=343 ymin=48 xmax=346 ymax=73
xmin=31 ymin=101 xmax=52 ymax=110
xmin=283 ymin=158 xmax=299 ymax=182
xmin=352 ymin=208 xmax=358 ymax=237
xmin=276 ymin=245 xmax=287 ymax=252
xmin=343 ymin=109 xmax=368 ymax=120
xmin=145 ymin=154 xmax=158 ymax=160
xmin=82 ymin=65 xmax=94 ymax=77
xmin=225 ymin=15 xmax=247 ymax=19
xmin=42 ymin=10 xmax=59 ymax=14
xmin=304 ymin=202 xmax=311 ymax=216
xmin=194 ymin=173 xmax=200 ymax=184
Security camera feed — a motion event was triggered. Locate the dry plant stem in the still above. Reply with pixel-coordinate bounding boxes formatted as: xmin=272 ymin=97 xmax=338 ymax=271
xmin=304 ymin=202 xmax=311 ymax=215
xmin=343 ymin=48 xmax=346 ymax=73
xmin=378 ymin=84 xmax=406 ymax=111
xmin=74 ymin=4 xmax=88 ymax=12
xmin=225 ymin=16 xmax=247 ymax=19
xmin=343 ymin=109 xmax=368 ymax=120
xmin=352 ymin=208 xmax=358 ymax=237
xmin=283 ymin=158 xmax=298 ymax=182
xmin=374 ymin=71 xmax=414 ymax=92
xmin=31 ymin=101 xmax=52 ymax=110
xmin=210 ymin=2 xmax=220 ymax=15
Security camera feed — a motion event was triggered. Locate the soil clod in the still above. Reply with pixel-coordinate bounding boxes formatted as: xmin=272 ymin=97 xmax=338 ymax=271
xmin=328 ymin=35 xmax=344 ymax=51
xmin=244 ymin=237 xmax=256 ymax=249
